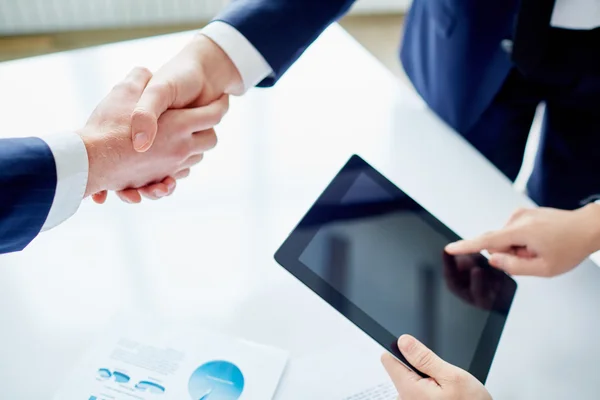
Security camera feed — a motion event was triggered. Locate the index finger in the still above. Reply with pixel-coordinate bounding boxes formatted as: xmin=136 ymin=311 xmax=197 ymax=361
xmin=445 ymin=229 xmax=518 ymax=255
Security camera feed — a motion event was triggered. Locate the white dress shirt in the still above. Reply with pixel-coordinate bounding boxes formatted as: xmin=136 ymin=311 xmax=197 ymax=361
xmin=40 ymin=133 xmax=88 ymax=231
xmin=201 ymin=21 xmax=273 ymax=94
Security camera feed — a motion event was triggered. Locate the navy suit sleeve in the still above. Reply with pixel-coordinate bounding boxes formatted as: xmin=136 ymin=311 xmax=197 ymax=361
xmin=215 ymin=0 xmax=356 ymax=86
xmin=0 ymin=138 xmax=57 ymax=254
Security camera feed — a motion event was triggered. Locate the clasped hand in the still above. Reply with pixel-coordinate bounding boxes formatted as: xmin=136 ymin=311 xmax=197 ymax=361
xmin=83 ymin=34 xmax=239 ymax=203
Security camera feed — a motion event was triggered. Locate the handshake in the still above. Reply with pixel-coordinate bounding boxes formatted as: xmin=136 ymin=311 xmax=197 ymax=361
xmin=79 ymin=34 xmax=242 ymax=204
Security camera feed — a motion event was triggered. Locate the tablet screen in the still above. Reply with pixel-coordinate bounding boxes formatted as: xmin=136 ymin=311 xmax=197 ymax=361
xmin=275 ymin=155 xmax=516 ymax=383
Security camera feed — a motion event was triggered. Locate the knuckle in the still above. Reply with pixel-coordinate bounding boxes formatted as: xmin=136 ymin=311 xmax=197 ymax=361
xmin=523 ymin=217 xmax=541 ymax=230
xmin=132 ymin=107 xmax=153 ymax=121
xmin=126 ymin=82 xmax=144 ymax=95
xmin=414 ymin=349 xmax=435 ymax=370
xmin=152 ymin=80 xmax=177 ymax=102
xmin=152 ymin=81 xmax=170 ymax=95
xmin=133 ymin=66 xmax=152 ymax=79
xmin=445 ymin=370 xmax=465 ymax=385
xmin=514 ymin=207 xmax=530 ymax=217
xmin=175 ymin=143 xmax=191 ymax=160
xmin=505 ymin=227 xmax=520 ymax=241
xmin=113 ymin=80 xmax=136 ymax=95
xmin=446 ymin=371 xmax=469 ymax=386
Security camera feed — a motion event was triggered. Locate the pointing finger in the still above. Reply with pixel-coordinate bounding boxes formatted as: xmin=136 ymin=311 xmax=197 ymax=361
xmin=445 ymin=228 xmax=520 ymax=255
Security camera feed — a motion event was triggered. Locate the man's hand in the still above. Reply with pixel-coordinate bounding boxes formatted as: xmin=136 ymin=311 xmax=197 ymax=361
xmin=78 ymin=67 xmax=223 ymax=202
xmin=445 ymin=205 xmax=600 ymax=277
xmin=381 ymin=335 xmax=491 ymax=400
xmin=131 ymin=34 xmax=242 ymax=152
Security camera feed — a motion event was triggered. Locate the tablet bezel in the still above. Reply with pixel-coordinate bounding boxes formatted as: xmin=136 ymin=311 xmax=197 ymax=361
xmin=274 ymin=155 xmax=517 ymax=383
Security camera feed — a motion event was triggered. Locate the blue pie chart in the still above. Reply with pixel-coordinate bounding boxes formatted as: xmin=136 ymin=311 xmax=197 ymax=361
xmin=188 ymin=360 xmax=244 ymax=400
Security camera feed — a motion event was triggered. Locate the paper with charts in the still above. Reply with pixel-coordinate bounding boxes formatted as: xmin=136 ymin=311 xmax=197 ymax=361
xmin=54 ymin=321 xmax=288 ymax=400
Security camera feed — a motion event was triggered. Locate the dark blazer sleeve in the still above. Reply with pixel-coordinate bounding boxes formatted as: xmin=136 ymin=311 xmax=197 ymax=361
xmin=215 ymin=0 xmax=356 ymax=86
xmin=0 ymin=138 xmax=57 ymax=254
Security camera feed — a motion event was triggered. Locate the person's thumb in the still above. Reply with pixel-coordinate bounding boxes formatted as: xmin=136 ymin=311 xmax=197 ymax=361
xmin=398 ymin=335 xmax=454 ymax=381
xmin=131 ymin=78 xmax=175 ymax=152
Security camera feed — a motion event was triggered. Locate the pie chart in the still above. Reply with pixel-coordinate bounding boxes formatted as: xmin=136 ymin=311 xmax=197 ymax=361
xmin=188 ymin=360 xmax=244 ymax=400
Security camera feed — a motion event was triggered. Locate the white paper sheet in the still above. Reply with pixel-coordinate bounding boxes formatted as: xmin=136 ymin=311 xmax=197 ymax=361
xmin=54 ymin=320 xmax=288 ymax=400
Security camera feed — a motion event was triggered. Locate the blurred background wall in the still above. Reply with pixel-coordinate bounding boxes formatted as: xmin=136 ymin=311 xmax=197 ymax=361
xmin=0 ymin=0 xmax=408 ymax=77
xmin=0 ymin=0 xmax=410 ymax=34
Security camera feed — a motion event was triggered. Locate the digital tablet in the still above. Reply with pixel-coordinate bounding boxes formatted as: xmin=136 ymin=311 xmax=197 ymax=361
xmin=274 ymin=155 xmax=517 ymax=383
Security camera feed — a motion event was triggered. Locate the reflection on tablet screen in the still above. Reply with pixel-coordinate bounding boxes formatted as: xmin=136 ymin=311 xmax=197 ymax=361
xmin=297 ymin=172 xmax=512 ymax=373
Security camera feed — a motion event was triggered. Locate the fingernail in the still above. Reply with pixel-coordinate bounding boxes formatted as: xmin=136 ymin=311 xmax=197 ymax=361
xmin=399 ymin=335 xmax=414 ymax=353
xmin=133 ymin=132 xmax=148 ymax=150
xmin=153 ymin=189 xmax=165 ymax=198
xmin=445 ymin=242 xmax=459 ymax=251
xmin=167 ymin=181 xmax=176 ymax=190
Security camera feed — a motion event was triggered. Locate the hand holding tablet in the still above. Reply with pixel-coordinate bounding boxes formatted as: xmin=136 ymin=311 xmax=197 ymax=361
xmin=275 ymin=155 xmax=517 ymax=384
xmin=381 ymin=335 xmax=492 ymax=400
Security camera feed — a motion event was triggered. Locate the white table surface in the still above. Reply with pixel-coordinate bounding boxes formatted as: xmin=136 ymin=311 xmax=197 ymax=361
xmin=1 ymin=25 xmax=600 ymax=399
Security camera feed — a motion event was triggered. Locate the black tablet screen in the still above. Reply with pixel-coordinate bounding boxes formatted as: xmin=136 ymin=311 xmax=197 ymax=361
xmin=279 ymin=157 xmax=515 ymax=380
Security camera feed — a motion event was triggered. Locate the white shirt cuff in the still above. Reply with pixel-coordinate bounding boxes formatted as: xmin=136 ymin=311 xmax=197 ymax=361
xmin=201 ymin=21 xmax=274 ymax=94
xmin=41 ymin=132 xmax=89 ymax=231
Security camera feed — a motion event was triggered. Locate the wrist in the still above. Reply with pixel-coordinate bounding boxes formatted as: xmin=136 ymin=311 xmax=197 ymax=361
xmin=192 ymin=33 xmax=244 ymax=96
xmin=77 ymin=130 xmax=108 ymax=197
xmin=578 ymin=203 xmax=600 ymax=254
